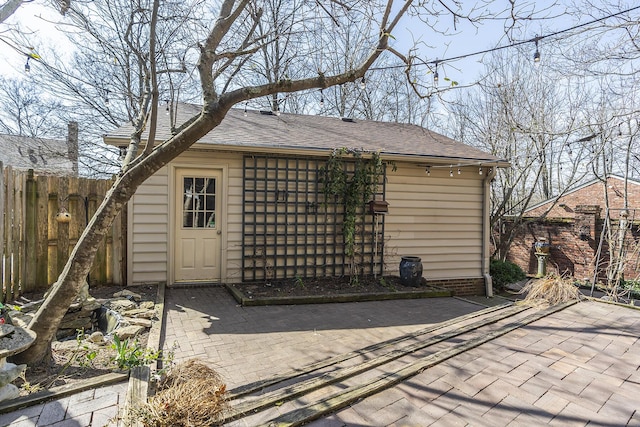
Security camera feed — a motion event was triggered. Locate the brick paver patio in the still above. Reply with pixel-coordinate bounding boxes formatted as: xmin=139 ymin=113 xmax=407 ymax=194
xmin=4 ymin=285 xmax=639 ymax=426
xmin=162 ymin=286 xmax=640 ymax=426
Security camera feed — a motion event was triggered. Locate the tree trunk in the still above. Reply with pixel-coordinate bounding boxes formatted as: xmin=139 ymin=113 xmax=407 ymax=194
xmin=14 ymin=107 xmax=228 ymax=365
xmin=14 ymin=7 xmax=397 ymax=363
xmin=13 ymin=173 xmax=134 ymax=365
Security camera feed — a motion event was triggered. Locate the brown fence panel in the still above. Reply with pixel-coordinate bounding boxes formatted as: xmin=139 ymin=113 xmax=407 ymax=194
xmin=36 ymin=174 xmax=49 ymax=287
xmin=1 ymin=167 xmax=123 ymax=303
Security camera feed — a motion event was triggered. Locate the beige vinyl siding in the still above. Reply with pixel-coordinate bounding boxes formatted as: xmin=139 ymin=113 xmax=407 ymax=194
xmin=222 ymin=155 xmax=244 ymax=282
xmin=129 ymin=167 xmax=169 ymax=284
xmin=384 ymin=163 xmax=484 ymax=280
xmin=129 ymin=151 xmax=245 ymax=285
xmin=169 ymin=151 xmax=244 ymax=283
xmin=128 ymin=150 xmax=488 ymax=285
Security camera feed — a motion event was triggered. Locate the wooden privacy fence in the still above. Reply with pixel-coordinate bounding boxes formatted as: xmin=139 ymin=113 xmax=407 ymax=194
xmin=1 ymin=164 xmax=124 ymax=303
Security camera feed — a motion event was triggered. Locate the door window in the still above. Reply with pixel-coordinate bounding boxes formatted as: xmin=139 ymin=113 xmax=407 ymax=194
xmin=182 ymin=177 xmax=216 ymax=228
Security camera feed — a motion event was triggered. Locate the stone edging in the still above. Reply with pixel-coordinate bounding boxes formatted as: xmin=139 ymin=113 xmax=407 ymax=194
xmin=587 ymin=296 xmax=640 ymax=311
xmin=120 ymin=281 xmax=166 ymax=426
xmin=224 ymin=283 xmax=452 ymax=306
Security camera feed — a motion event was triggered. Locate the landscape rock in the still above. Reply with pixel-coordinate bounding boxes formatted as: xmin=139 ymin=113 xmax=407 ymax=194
xmin=109 ymin=299 xmax=137 ymax=311
xmin=88 ymin=331 xmax=105 ymax=344
xmin=113 ymin=290 xmax=142 ymax=302
xmin=113 ymin=325 xmax=145 ymax=340
xmin=121 ymin=308 xmax=155 ymax=319
xmin=123 ymin=317 xmax=152 ymax=328
xmin=0 ymin=384 xmax=20 ymax=402
xmin=0 ymin=363 xmax=26 ymax=387
xmin=59 ymin=315 xmax=93 ymax=331
xmin=139 ymin=301 xmax=155 ymax=310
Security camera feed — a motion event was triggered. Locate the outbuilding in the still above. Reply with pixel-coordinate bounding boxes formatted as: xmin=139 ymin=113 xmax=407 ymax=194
xmin=104 ymin=103 xmax=507 ymax=295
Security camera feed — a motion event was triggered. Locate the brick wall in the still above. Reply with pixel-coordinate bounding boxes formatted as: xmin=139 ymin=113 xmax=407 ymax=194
xmin=506 ymin=218 xmax=640 ymax=283
xmin=506 ymin=177 xmax=640 ymax=284
xmin=426 ymin=278 xmax=485 ymax=296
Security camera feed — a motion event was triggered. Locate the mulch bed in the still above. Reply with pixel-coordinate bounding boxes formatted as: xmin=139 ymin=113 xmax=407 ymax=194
xmin=226 ymin=276 xmax=452 ymax=305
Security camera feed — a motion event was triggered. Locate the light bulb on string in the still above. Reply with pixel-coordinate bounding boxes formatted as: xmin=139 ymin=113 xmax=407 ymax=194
xmin=165 ymin=100 xmax=170 ymax=115
xmin=457 ymin=167 xmax=461 ymax=175
xmin=449 ymin=165 xmax=453 ymax=177
xmin=23 ymin=50 xmax=41 ymax=74
xmin=433 ymin=61 xmax=439 ymax=85
xmin=479 ymin=167 xmax=483 ymax=175
xmin=320 ymin=89 xmax=324 ymax=108
xmin=533 ymin=36 xmax=541 ymax=63
xmin=425 ymin=166 xmax=431 ymax=176
xmin=360 ymin=76 xmax=366 ymax=90
xmin=243 ymin=102 xmax=248 ymax=117
xmin=104 ymin=90 xmax=110 ymax=106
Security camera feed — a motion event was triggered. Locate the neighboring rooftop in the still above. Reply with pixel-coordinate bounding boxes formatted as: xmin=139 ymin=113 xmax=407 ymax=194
xmin=104 ymin=103 xmax=507 ymax=166
xmin=524 ymin=175 xmax=640 ymax=220
xmin=0 ymin=133 xmax=78 ymax=175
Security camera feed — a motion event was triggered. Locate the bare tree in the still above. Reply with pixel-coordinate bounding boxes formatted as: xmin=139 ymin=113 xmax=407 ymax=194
xmin=0 ymin=77 xmax=68 ymax=137
xmin=444 ymin=48 xmax=592 ymax=259
xmin=5 ymin=0 xmax=566 ymax=365
xmin=13 ymin=0 xmax=419 ymax=366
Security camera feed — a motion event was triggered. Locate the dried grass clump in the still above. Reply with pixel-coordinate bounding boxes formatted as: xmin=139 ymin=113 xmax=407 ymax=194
xmin=518 ymin=275 xmax=584 ymax=307
xmin=136 ymin=359 xmax=229 ymax=426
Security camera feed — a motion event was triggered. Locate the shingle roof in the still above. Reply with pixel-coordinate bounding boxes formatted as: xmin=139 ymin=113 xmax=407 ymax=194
xmin=0 ymin=134 xmax=76 ymax=175
xmin=104 ymin=103 xmax=507 ymax=165
xmin=524 ymin=175 xmax=640 ymax=220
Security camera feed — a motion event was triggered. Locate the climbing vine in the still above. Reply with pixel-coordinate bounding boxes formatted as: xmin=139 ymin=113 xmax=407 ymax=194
xmin=321 ymin=147 xmax=387 ymax=284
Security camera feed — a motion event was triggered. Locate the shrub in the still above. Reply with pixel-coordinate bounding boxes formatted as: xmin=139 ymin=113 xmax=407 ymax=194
xmin=490 ymin=259 xmax=526 ymax=291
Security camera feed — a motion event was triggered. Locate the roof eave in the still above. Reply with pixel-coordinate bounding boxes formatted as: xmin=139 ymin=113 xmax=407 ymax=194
xmin=103 ymin=136 xmax=509 ymax=167
xmin=191 ymin=142 xmax=511 ymax=167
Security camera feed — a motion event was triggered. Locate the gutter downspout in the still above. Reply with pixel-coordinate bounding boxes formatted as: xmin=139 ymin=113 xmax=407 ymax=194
xmin=482 ymin=166 xmax=497 ymax=297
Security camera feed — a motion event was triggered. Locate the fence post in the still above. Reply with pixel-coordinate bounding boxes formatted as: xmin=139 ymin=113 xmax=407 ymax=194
xmin=0 ymin=162 xmax=4 ymax=303
xmin=14 ymin=170 xmax=24 ymax=301
xmin=56 ymin=177 xmax=70 ymax=277
xmin=5 ymin=167 xmax=16 ymax=302
xmin=24 ymin=169 xmax=37 ymax=292
xmin=36 ymin=175 xmax=49 ymax=287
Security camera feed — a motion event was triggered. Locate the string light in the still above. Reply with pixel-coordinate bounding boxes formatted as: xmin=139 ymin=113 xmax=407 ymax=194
xmin=360 ymin=76 xmax=366 ymax=90
xmin=457 ymin=167 xmax=461 ymax=175
xmin=165 ymin=100 xmax=170 ymax=115
xmin=479 ymin=167 xmax=483 ymax=175
xmin=320 ymin=89 xmax=324 ymax=108
xmin=104 ymin=89 xmax=110 ymax=105
xmin=533 ymin=36 xmax=541 ymax=63
xmin=244 ymin=102 xmax=248 ymax=117
xmin=449 ymin=166 xmax=453 ymax=177
xmin=24 ymin=57 xmax=31 ymax=73
xmin=433 ymin=61 xmax=439 ymax=84
xmin=367 ymin=6 xmax=640 ymax=77
xmin=425 ymin=166 xmax=431 ymax=176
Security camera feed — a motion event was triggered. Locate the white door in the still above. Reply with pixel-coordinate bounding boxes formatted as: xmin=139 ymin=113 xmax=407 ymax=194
xmin=174 ymin=169 xmax=222 ymax=282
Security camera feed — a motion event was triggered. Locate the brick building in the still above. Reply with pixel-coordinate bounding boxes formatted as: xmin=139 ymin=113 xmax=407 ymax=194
xmin=505 ymin=175 xmax=640 ymax=283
